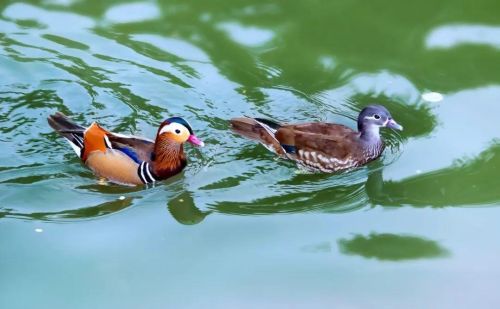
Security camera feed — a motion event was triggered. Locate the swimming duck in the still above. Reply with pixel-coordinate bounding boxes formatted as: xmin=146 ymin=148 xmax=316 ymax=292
xmin=230 ymin=105 xmax=402 ymax=172
xmin=48 ymin=112 xmax=204 ymax=186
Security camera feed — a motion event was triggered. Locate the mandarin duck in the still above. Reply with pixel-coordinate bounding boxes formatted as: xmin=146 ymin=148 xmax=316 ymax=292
xmin=48 ymin=112 xmax=204 ymax=186
xmin=230 ymin=105 xmax=402 ymax=172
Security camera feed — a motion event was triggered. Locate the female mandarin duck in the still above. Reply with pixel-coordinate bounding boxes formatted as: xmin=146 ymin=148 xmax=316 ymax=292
xmin=48 ymin=113 xmax=204 ymax=186
xmin=230 ymin=105 xmax=402 ymax=172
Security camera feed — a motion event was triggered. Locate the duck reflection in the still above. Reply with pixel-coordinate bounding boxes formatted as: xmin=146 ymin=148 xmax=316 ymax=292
xmin=0 ymin=178 xmax=213 ymax=224
xmin=167 ymin=190 xmax=212 ymax=225
xmin=368 ymin=143 xmax=500 ymax=207
xmin=206 ymin=103 xmax=500 ymax=214
xmin=208 ymin=141 xmax=500 ymax=215
xmin=0 ymin=196 xmax=134 ymax=221
xmin=337 ymin=233 xmax=449 ymax=261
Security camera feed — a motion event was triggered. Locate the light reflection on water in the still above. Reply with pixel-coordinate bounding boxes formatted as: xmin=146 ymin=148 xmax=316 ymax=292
xmin=426 ymin=24 xmax=500 ymax=50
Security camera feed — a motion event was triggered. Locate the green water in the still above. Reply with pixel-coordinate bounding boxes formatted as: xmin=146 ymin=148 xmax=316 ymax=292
xmin=1 ymin=0 xmax=500 ymax=308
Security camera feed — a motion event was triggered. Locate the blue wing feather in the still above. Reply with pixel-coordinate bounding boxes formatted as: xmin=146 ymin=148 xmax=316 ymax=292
xmin=116 ymin=146 xmax=142 ymax=164
xmin=281 ymin=144 xmax=296 ymax=154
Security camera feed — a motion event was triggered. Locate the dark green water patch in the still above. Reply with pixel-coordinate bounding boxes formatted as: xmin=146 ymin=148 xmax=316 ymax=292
xmin=338 ymin=233 xmax=449 ymax=261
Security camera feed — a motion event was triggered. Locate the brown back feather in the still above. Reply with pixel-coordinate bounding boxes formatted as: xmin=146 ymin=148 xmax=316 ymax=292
xmin=276 ymin=123 xmax=361 ymax=159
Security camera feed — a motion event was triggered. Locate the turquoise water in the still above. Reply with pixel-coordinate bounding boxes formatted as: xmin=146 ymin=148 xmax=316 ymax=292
xmin=1 ymin=0 xmax=500 ymax=308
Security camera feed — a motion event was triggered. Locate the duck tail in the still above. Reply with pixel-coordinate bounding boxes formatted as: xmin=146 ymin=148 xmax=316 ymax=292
xmin=48 ymin=112 xmax=86 ymax=155
xmin=48 ymin=112 xmax=85 ymax=135
xmin=230 ymin=117 xmax=286 ymax=156
xmin=253 ymin=118 xmax=281 ymax=131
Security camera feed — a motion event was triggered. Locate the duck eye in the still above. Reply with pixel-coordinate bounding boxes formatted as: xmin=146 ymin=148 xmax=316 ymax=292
xmin=374 ymin=114 xmax=380 ymax=120
xmin=175 ymin=129 xmax=181 ymax=134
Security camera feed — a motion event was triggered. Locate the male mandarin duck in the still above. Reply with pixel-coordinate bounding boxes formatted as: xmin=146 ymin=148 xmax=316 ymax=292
xmin=48 ymin=112 xmax=204 ymax=186
xmin=230 ymin=105 xmax=402 ymax=173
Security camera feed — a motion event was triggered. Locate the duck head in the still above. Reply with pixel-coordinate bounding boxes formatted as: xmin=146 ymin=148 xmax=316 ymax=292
xmin=156 ymin=117 xmax=204 ymax=147
xmin=358 ymin=105 xmax=403 ymax=134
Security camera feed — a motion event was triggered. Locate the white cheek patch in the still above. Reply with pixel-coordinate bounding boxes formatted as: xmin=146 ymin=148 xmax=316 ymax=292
xmin=159 ymin=122 xmax=188 ymax=136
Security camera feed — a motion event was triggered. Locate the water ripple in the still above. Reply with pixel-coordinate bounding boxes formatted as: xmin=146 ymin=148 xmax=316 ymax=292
xmin=0 ymin=1 xmax=497 ymax=223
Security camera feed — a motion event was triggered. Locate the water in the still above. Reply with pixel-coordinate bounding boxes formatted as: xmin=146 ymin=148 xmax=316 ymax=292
xmin=1 ymin=0 xmax=500 ymax=308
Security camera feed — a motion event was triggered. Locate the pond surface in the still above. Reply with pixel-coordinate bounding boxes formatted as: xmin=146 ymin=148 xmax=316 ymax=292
xmin=1 ymin=0 xmax=500 ymax=308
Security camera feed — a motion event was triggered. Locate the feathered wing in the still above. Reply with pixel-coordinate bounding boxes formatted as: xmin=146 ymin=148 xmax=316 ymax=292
xmin=274 ymin=123 xmax=363 ymax=171
xmin=278 ymin=122 xmax=356 ymax=137
xmin=276 ymin=123 xmax=358 ymax=155
xmin=107 ymin=133 xmax=155 ymax=163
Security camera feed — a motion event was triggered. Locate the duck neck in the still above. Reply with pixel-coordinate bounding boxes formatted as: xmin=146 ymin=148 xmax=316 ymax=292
xmin=151 ymin=141 xmax=186 ymax=177
xmin=359 ymin=124 xmax=382 ymax=145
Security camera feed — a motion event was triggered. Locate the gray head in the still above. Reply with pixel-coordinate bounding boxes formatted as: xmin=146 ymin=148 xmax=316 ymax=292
xmin=357 ymin=105 xmax=403 ymax=134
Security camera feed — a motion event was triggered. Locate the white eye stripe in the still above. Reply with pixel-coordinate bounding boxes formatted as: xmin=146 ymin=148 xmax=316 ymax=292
xmin=159 ymin=123 xmax=188 ymax=135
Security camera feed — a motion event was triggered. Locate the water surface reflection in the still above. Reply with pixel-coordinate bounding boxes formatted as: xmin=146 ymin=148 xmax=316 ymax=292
xmin=0 ymin=0 xmax=500 ymax=222
xmin=168 ymin=191 xmax=211 ymax=225
xmin=338 ymin=233 xmax=449 ymax=261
